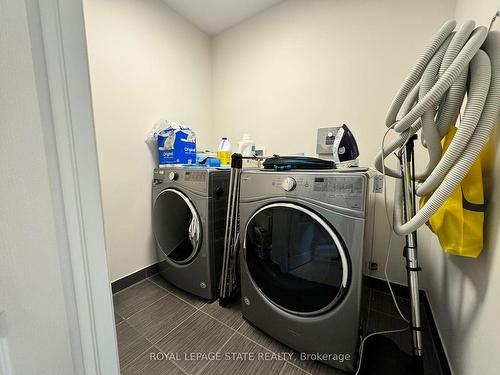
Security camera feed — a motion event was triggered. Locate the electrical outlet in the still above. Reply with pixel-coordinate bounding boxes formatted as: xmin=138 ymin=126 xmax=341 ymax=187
xmin=368 ymin=262 xmax=378 ymax=271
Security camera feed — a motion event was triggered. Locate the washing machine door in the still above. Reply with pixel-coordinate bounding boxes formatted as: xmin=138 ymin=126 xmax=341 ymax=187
xmin=153 ymin=188 xmax=202 ymax=265
xmin=244 ymin=203 xmax=350 ymax=316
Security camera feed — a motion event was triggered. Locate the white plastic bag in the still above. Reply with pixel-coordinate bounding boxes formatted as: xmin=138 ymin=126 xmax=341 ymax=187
xmin=145 ymin=119 xmax=167 ymax=164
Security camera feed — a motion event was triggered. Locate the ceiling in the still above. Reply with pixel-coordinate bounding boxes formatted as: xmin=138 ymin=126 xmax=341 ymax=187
xmin=162 ymin=0 xmax=284 ymax=35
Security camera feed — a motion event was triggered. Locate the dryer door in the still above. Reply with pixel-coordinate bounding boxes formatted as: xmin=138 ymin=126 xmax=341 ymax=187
xmin=244 ymin=203 xmax=350 ymax=316
xmin=153 ymin=188 xmax=202 ymax=265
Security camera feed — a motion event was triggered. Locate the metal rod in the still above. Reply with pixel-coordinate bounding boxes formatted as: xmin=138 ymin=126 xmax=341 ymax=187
xmin=488 ymin=10 xmax=500 ymax=31
xmin=400 ymin=136 xmax=423 ymax=358
xmin=220 ymin=167 xmax=236 ymax=298
xmin=219 ymin=153 xmax=243 ymax=304
xmin=228 ymin=168 xmax=241 ymax=292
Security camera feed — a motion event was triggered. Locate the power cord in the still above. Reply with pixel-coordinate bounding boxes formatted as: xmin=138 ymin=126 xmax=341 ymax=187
xmin=381 ymin=123 xmax=411 ymax=324
xmin=354 ymin=125 xmax=411 ymax=374
xmin=354 ymin=230 xmax=410 ymax=374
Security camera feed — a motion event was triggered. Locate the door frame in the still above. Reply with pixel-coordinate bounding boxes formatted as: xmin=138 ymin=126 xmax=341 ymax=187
xmin=25 ymin=0 xmax=119 ymax=374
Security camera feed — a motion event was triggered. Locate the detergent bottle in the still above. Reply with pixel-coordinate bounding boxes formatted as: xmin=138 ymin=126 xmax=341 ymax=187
xmin=237 ymin=134 xmax=256 ymax=167
xmin=217 ymin=137 xmax=232 ymax=166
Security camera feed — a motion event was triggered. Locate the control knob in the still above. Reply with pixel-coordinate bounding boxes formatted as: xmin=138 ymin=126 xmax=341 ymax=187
xmin=281 ymin=177 xmax=296 ymax=192
xmin=168 ymin=171 xmax=178 ymax=181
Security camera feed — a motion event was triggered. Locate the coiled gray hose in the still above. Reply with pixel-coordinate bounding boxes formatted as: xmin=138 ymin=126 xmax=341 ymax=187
xmin=374 ymin=21 xmax=500 ymax=236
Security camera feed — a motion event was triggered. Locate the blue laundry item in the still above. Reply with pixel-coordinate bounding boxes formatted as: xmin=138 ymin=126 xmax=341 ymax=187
xmin=157 ymin=124 xmax=196 ymax=165
xmin=197 ymin=156 xmax=221 ymax=168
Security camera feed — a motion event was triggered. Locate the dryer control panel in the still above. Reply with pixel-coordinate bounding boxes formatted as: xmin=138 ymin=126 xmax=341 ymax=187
xmin=153 ymin=168 xmax=210 ymax=195
xmin=153 ymin=167 xmax=231 ymax=198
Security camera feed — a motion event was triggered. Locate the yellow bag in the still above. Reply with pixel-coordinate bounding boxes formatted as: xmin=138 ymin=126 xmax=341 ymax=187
xmin=419 ymin=126 xmax=494 ymax=258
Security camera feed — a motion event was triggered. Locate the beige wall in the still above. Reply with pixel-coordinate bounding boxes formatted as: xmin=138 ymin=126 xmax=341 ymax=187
xmin=83 ymin=0 xmax=212 ymax=281
xmin=417 ymin=2 xmax=500 ymax=374
xmin=212 ymin=0 xmax=455 ymax=284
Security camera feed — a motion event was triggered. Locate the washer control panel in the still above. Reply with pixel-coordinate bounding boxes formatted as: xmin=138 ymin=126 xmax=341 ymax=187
xmin=244 ymin=172 xmax=366 ymax=211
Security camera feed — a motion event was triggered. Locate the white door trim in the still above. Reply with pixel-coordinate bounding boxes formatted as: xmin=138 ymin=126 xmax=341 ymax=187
xmin=25 ymin=0 xmax=120 ymax=374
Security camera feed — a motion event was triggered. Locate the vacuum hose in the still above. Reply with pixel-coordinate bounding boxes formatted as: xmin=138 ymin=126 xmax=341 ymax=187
xmin=374 ymin=21 xmax=500 ymax=236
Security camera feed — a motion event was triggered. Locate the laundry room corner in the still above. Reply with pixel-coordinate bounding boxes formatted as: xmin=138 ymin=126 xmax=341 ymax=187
xmin=211 ymin=0 xmax=456 ymax=285
xmin=82 ymin=0 xmax=213 ymax=281
xmin=5 ymin=0 xmax=500 ymax=374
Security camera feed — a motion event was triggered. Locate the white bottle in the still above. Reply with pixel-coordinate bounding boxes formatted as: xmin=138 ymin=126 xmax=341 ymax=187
xmin=237 ymin=134 xmax=256 ymax=167
xmin=217 ymin=137 xmax=232 ymax=166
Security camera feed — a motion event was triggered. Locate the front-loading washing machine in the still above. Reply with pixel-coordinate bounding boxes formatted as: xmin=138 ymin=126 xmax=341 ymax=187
xmin=152 ymin=167 xmax=230 ymax=300
xmin=239 ymin=168 xmax=375 ymax=372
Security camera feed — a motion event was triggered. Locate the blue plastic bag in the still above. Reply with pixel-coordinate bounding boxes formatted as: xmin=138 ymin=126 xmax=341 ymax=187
xmin=155 ymin=122 xmax=197 ymax=166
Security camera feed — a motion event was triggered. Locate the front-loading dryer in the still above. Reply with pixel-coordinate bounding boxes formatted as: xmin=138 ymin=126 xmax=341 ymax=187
xmin=152 ymin=167 xmax=230 ymax=300
xmin=239 ymin=168 xmax=375 ymax=372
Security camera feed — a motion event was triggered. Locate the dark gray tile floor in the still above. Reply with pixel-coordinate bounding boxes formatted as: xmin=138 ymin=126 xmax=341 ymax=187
xmin=113 ymin=276 xmax=443 ymax=375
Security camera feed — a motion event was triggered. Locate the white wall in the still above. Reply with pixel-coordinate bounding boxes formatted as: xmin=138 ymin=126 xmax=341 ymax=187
xmin=83 ymin=0 xmax=213 ymax=281
xmin=212 ymin=0 xmax=455 ymax=283
xmin=0 ymin=1 xmax=77 ymax=373
xmin=417 ymin=2 xmax=500 ymax=374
